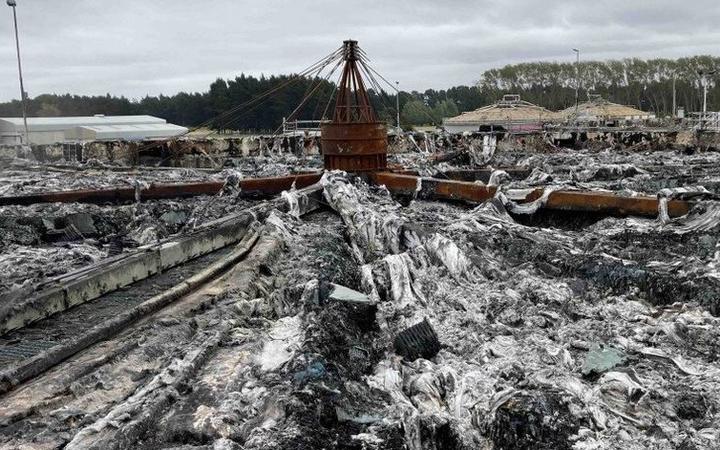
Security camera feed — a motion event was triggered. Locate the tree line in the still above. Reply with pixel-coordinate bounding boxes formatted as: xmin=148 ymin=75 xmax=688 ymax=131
xmin=478 ymin=55 xmax=720 ymax=115
xmin=0 ymin=55 xmax=717 ymax=130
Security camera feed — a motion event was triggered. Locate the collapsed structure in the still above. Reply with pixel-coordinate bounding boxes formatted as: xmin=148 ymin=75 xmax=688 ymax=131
xmin=0 ymin=41 xmax=719 ymax=450
xmin=560 ymin=95 xmax=656 ymax=127
xmin=443 ymin=94 xmax=560 ymax=134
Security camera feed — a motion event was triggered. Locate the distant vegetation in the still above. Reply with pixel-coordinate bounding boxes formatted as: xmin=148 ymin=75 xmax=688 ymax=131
xmin=0 ymin=56 xmax=717 ymax=130
xmin=479 ymin=55 xmax=720 ymax=114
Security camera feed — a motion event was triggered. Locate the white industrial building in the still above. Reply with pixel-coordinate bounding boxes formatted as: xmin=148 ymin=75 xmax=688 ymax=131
xmin=0 ymin=115 xmax=188 ymax=145
xmin=64 ymin=123 xmax=188 ymax=141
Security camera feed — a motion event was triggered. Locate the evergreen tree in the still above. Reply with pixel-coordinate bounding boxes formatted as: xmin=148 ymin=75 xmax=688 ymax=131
xmin=0 ymin=55 xmax=716 ymax=129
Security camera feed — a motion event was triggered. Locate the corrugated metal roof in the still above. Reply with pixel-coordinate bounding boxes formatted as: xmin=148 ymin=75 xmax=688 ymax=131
xmin=76 ymin=124 xmax=185 ymax=132
xmin=444 ymin=95 xmax=561 ymax=126
xmin=0 ymin=115 xmax=167 ymax=132
xmin=65 ymin=123 xmax=188 ymax=141
xmin=560 ymin=98 xmax=653 ymax=120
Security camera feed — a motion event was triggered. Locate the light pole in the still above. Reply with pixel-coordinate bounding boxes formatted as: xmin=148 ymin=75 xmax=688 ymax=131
xmin=7 ymin=0 xmax=29 ymax=146
xmin=672 ymin=73 xmax=676 ymax=118
xmin=699 ymin=70 xmax=716 ymax=114
xmin=572 ymin=48 xmax=580 ymax=112
xmin=395 ymin=81 xmax=401 ymax=133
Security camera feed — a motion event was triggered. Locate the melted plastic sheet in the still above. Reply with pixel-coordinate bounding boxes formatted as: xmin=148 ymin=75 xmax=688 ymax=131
xmin=318 ymin=171 xmax=720 ymax=449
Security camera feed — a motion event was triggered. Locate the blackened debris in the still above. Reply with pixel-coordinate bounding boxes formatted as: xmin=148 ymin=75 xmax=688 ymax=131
xmin=488 ymin=390 xmax=579 ymax=450
xmin=394 ymin=318 xmax=441 ymax=361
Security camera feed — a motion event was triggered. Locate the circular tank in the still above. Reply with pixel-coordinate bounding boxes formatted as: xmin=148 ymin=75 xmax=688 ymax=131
xmin=321 ymin=121 xmax=388 ymax=171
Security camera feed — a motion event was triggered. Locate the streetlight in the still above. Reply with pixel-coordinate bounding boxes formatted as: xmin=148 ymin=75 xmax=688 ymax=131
xmin=7 ymin=0 xmax=29 ymax=146
xmin=572 ymin=48 xmax=580 ymax=112
xmin=698 ymin=69 xmax=717 ymax=114
xmin=672 ymin=72 xmax=676 ymax=118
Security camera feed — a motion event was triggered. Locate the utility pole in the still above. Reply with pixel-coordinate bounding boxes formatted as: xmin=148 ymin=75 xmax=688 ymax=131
xmin=395 ymin=81 xmax=401 ymax=133
xmin=698 ymin=70 xmax=717 ymax=114
xmin=701 ymin=71 xmax=708 ymax=114
xmin=572 ymin=48 xmax=580 ymax=113
xmin=7 ymin=0 xmax=29 ymax=146
xmin=705 ymin=71 xmax=716 ymax=114
xmin=672 ymin=74 xmax=676 ymax=118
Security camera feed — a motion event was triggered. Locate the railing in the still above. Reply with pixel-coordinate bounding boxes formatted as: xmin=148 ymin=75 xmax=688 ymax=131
xmin=281 ymin=118 xmax=331 ymax=135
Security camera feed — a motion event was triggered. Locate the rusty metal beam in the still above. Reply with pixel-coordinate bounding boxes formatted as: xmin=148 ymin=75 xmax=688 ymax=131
xmin=389 ymin=167 xmax=531 ymax=183
xmin=238 ymin=173 xmax=322 ymax=199
xmin=524 ymin=189 xmax=690 ymax=218
xmin=368 ymin=172 xmax=497 ymax=203
xmin=0 ymin=173 xmax=322 ymax=206
xmin=370 ymin=172 xmax=690 ymax=218
xmin=388 ymin=168 xmax=419 ymax=176
xmin=427 ymin=178 xmax=497 ymax=203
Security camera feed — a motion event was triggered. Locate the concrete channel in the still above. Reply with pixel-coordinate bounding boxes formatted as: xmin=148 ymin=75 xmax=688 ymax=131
xmin=0 ymin=183 xmax=323 ymax=393
xmin=0 ymin=184 xmax=324 ymax=335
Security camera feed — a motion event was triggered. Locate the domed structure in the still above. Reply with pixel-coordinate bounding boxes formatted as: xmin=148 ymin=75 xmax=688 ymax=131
xmin=443 ymin=94 xmax=560 ymax=134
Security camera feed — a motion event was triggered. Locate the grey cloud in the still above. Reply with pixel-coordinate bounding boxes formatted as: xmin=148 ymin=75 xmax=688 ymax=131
xmin=0 ymin=0 xmax=718 ymax=101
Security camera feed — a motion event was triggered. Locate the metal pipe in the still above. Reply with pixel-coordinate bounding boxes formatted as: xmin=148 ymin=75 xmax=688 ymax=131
xmin=7 ymin=0 xmax=29 ymax=146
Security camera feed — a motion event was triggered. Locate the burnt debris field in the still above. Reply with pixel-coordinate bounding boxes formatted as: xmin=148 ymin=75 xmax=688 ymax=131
xmin=2 ymin=0 xmax=720 ymax=445
xmin=0 ymin=141 xmax=720 ymax=450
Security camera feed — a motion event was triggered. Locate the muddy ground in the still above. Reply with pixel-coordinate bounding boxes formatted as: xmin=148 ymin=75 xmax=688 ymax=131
xmin=1 ymin=147 xmax=720 ymax=448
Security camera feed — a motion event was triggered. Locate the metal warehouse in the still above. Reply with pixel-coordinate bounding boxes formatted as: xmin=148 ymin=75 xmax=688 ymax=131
xmin=0 ymin=115 xmax=186 ymax=145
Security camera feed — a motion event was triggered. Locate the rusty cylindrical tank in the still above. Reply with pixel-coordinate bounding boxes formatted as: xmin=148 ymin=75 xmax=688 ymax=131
xmin=321 ymin=40 xmax=388 ymax=172
xmin=321 ymin=121 xmax=387 ymax=171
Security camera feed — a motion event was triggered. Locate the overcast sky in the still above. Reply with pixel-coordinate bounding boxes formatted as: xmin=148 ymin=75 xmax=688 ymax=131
xmin=0 ymin=0 xmax=718 ymax=102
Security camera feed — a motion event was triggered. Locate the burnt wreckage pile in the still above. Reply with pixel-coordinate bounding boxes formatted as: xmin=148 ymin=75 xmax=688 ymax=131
xmin=1 ymin=41 xmax=720 ymax=449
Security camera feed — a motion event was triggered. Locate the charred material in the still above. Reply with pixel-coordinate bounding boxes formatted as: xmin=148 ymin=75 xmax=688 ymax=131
xmin=487 ymin=390 xmax=579 ymax=450
xmin=4 ymin=41 xmax=720 ymax=450
xmin=393 ymin=318 xmax=440 ymax=361
xmin=2 ymin=155 xmax=720 ymax=449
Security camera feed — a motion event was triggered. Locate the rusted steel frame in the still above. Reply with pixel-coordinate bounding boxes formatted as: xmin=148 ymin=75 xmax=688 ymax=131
xmin=524 ymin=189 xmax=690 ymax=218
xmin=368 ymin=172 xmax=496 ymax=203
xmin=368 ymin=172 xmax=418 ymax=194
xmin=333 ymin=41 xmax=375 ymax=123
xmin=0 ymin=173 xmax=322 ymax=206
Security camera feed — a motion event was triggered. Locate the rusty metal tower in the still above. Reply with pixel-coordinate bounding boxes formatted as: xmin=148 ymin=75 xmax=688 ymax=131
xmin=321 ymin=40 xmax=388 ymax=172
